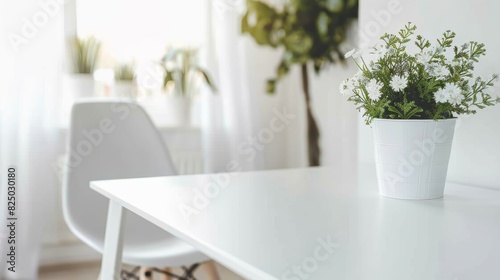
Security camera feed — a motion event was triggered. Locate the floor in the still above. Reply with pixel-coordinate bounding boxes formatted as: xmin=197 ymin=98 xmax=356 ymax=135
xmin=39 ymin=261 xmax=245 ymax=280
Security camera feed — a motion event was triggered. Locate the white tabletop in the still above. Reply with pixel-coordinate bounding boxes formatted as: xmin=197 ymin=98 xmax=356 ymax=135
xmin=91 ymin=164 xmax=500 ymax=280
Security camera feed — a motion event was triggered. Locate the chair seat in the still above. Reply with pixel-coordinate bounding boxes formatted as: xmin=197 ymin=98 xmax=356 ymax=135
xmin=69 ymin=212 xmax=210 ymax=267
xmin=122 ymin=239 xmax=210 ymax=267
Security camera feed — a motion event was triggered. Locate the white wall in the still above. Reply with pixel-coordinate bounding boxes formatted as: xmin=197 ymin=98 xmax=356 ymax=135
xmin=358 ymin=0 xmax=500 ymax=189
xmin=235 ymin=22 xmax=360 ymax=171
xmin=310 ymin=22 xmax=359 ymax=168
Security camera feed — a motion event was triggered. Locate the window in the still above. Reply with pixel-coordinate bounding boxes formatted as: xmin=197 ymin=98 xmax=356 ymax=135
xmin=76 ymin=0 xmax=207 ymax=64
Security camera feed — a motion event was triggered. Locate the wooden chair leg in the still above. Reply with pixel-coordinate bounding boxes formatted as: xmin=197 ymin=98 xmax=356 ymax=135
xmin=159 ymin=267 xmax=172 ymax=280
xmin=139 ymin=266 xmax=154 ymax=280
xmin=200 ymin=261 xmax=220 ymax=280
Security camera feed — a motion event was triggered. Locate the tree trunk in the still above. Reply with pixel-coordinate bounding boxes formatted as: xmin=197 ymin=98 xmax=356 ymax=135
xmin=301 ymin=63 xmax=321 ymax=166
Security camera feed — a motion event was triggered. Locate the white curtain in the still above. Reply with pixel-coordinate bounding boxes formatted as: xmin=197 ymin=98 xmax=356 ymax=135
xmin=201 ymin=0 xmax=308 ymax=173
xmin=0 ymin=1 xmax=63 ymax=278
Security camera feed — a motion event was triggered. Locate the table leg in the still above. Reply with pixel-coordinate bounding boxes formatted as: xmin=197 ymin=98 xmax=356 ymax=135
xmin=100 ymin=200 xmax=126 ymax=280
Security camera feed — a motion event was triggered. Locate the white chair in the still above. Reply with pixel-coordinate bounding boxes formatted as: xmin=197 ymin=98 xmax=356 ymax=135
xmin=62 ymin=100 xmax=217 ymax=279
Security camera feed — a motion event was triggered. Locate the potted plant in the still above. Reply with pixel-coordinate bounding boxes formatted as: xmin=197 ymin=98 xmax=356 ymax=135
xmin=114 ymin=63 xmax=136 ymax=98
xmin=63 ymin=36 xmax=101 ymax=98
xmin=341 ymin=23 xmax=499 ymax=199
xmin=242 ymin=0 xmax=358 ymax=166
xmin=159 ymin=47 xmax=216 ymax=126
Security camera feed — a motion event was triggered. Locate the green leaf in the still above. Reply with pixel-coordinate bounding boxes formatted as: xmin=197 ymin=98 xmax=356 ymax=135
xmin=163 ymin=69 xmax=174 ymax=90
xmin=249 ymin=17 xmax=275 ymax=45
xmin=266 ymin=79 xmax=276 ymax=94
xmin=316 ymin=12 xmax=329 ymax=39
xmin=247 ymin=0 xmax=277 ymax=17
xmin=324 ymin=0 xmax=343 ymax=12
xmin=284 ymin=30 xmax=313 ymax=55
xmin=70 ymin=36 xmax=101 ymax=74
xmin=277 ymin=62 xmax=289 ymax=78
xmin=195 ymin=66 xmax=217 ymax=92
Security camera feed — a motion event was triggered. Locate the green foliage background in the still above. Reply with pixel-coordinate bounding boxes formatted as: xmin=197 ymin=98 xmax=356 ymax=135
xmin=242 ymin=0 xmax=358 ymax=93
xmin=160 ymin=48 xmax=216 ymax=95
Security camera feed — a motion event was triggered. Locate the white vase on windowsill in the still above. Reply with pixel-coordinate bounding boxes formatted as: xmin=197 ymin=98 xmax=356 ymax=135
xmin=61 ymin=73 xmax=96 ymax=123
xmin=62 ymin=73 xmax=96 ymax=99
xmin=139 ymin=91 xmax=193 ymax=128
xmin=114 ymin=80 xmax=135 ymax=98
xmin=165 ymin=93 xmax=192 ymax=127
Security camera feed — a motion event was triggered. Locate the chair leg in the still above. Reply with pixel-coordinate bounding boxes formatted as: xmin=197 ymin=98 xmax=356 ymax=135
xmin=159 ymin=267 xmax=172 ymax=280
xmin=200 ymin=261 xmax=220 ymax=280
xmin=139 ymin=267 xmax=154 ymax=280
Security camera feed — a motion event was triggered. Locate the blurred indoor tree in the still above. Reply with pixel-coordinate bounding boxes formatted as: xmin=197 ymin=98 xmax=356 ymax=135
xmin=242 ymin=0 xmax=358 ymax=166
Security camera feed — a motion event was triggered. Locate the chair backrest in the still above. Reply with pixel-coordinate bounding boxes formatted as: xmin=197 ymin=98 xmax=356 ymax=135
xmin=62 ymin=100 xmax=177 ymax=251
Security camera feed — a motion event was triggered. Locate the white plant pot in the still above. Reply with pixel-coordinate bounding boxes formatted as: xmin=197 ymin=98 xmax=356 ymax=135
xmin=165 ymin=95 xmax=192 ymax=126
xmin=372 ymin=118 xmax=456 ymax=200
xmin=140 ymin=93 xmax=193 ymax=127
xmin=62 ymin=74 xmax=96 ymax=99
xmin=60 ymin=74 xmax=96 ymax=125
xmin=114 ymin=80 xmax=135 ymax=98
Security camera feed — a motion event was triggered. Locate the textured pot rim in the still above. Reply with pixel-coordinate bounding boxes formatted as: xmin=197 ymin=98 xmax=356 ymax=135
xmin=373 ymin=118 xmax=457 ymax=123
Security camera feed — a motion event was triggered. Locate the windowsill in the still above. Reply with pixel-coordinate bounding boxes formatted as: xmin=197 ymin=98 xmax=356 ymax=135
xmin=57 ymin=122 xmax=200 ymax=131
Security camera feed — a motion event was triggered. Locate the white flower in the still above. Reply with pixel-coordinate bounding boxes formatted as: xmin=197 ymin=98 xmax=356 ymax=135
xmin=389 ymin=75 xmax=408 ymax=92
xmin=434 ymin=89 xmax=448 ymax=103
xmin=339 ymin=80 xmax=350 ymax=96
xmin=425 ymin=63 xmax=437 ymax=74
xmin=426 ymin=63 xmax=449 ymax=80
xmin=434 ymin=83 xmax=463 ymax=105
xmin=432 ymin=64 xmax=450 ymax=80
xmin=345 ymin=49 xmax=356 ymax=58
xmin=350 ymin=73 xmax=359 ymax=86
xmin=352 ymin=70 xmax=367 ymax=86
xmin=366 ymin=78 xmax=383 ymax=100
xmin=431 ymin=46 xmax=444 ymax=54
xmin=448 ymin=92 xmax=464 ymax=105
xmin=340 ymin=78 xmax=357 ymax=96
xmin=446 ymin=84 xmax=464 ymax=105
xmin=416 ymin=50 xmax=433 ymax=65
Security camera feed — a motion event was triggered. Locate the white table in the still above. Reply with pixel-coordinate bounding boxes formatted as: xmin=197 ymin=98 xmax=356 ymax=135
xmin=91 ymin=164 xmax=500 ymax=280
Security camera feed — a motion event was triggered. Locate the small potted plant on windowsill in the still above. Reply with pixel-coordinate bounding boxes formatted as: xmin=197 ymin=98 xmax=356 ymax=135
xmin=114 ymin=63 xmax=136 ymax=98
xmin=159 ymin=47 xmax=216 ymax=126
xmin=341 ymin=23 xmax=499 ymax=199
xmin=63 ymin=36 xmax=101 ymax=98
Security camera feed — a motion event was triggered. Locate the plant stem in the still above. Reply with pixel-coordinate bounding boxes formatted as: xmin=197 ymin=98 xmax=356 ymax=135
xmin=301 ymin=63 xmax=321 ymax=166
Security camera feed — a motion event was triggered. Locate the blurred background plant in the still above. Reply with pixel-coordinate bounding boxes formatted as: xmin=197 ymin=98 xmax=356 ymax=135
xmin=159 ymin=47 xmax=217 ymax=96
xmin=242 ymin=0 xmax=358 ymax=166
xmin=69 ymin=36 xmax=101 ymax=74
xmin=114 ymin=63 xmax=135 ymax=81
xmin=113 ymin=62 xmax=137 ymax=99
